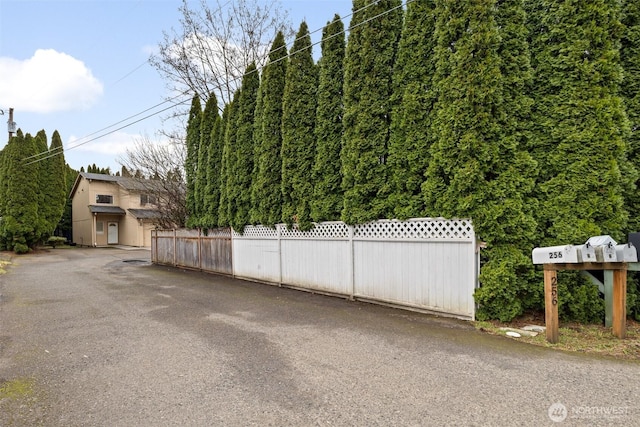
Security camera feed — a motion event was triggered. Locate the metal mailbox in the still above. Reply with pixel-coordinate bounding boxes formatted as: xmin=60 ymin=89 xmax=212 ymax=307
xmin=615 ymin=243 xmax=638 ymax=262
xmin=532 ymin=245 xmax=581 ymax=264
xmin=586 ymin=236 xmax=618 ymax=262
xmin=586 ymin=235 xmax=617 ymax=247
xmin=577 ymin=243 xmax=596 ymax=262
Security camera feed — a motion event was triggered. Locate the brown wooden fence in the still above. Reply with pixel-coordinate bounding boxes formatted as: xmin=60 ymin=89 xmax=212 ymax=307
xmin=151 ymin=228 xmax=233 ymax=276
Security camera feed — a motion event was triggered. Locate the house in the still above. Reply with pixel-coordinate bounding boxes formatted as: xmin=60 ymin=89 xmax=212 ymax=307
xmin=70 ymin=172 xmax=162 ymax=247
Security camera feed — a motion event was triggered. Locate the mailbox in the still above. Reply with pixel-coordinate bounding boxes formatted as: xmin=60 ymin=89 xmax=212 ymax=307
xmin=586 ymin=235 xmax=618 ymax=247
xmin=577 ymin=243 xmax=596 ymax=262
xmin=594 ymin=243 xmax=617 ymax=262
xmin=615 ymin=243 xmax=638 ymax=262
xmin=532 ymin=245 xmax=581 ymax=264
xmin=586 ymin=235 xmax=618 ymax=262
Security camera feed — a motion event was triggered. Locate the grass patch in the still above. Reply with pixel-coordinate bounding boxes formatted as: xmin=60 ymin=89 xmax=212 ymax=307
xmin=0 ymin=378 xmax=35 ymax=400
xmin=0 ymin=255 xmax=10 ymax=274
xmin=475 ymin=318 xmax=640 ymax=361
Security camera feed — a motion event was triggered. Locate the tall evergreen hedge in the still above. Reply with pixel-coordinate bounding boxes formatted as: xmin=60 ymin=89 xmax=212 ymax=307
xmin=45 ymin=130 xmax=67 ymax=236
xmin=218 ymin=99 xmax=237 ymax=227
xmin=281 ymin=22 xmax=318 ymax=230
xmin=423 ymin=0 xmax=537 ymax=321
xmin=386 ymin=0 xmax=436 ymax=220
xmin=530 ymin=0 xmax=631 ymax=246
xmin=227 ymin=63 xmax=259 ymax=232
xmin=311 ymin=15 xmax=345 ymax=223
xmin=250 ymin=32 xmax=288 ymax=227
xmin=185 ymin=95 xmax=202 ymax=228
xmin=193 ymin=94 xmax=219 ymax=228
xmin=1 ymin=131 xmax=41 ymax=253
xmin=203 ymin=95 xmax=223 ymax=228
xmin=341 ymin=0 xmax=403 ymax=224
xmin=622 ymin=0 xmax=640 ymax=232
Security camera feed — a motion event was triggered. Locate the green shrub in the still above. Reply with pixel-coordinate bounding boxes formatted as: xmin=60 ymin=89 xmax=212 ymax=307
xmin=47 ymin=236 xmax=67 ymax=248
xmin=13 ymin=242 xmax=29 ymax=254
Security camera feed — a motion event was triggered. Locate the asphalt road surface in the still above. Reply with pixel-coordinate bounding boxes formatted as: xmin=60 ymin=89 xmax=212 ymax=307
xmin=0 ymin=248 xmax=639 ymax=426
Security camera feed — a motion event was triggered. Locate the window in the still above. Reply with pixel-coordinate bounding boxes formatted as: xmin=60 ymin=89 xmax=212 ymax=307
xmin=140 ymin=194 xmax=157 ymax=206
xmin=96 ymin=194 xmax=113 ymax=204
xmin=96 ymin=221 xmax=104 ymax=234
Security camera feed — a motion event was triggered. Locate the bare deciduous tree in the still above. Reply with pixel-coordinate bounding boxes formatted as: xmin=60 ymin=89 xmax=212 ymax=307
xmin=118 ymin=136 xmax=187 ymax=229
xmin=150 ymin=0 xmax=293 ymax=107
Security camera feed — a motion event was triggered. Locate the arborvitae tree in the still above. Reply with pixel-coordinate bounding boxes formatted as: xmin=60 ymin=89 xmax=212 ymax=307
xmin=386 ymin=0 xmax=436 ymax=220
xmin=250 ymin=32 xmax=288 ymax=227
xmin=1 ymin=131 xmax=41 ymax=252
xmin=227 ymin=63 xmax=259 ymax=231
xmin=57 ymin=164 xmax=77 ymax=240
xmin=530 ymin=1 xmax=631 ymax=247
xmin=185 ymin=95 xmax=202 ymax=228
xmin=0 ymin=146 xmax=7 ymax=249
xmin=218 ymin=96 xmax=238 ymax=227
xmin=44 ymin=130 xmax=67 ymax=236
xmin=34 ymin=130 xmax=49 ymax=239
xmin=281 ymin=22 xmax=318 ymax=230
xmin=195 ymin=94 xmax=219 ymax=228
xmin=423 ymin=0 xmax=537 ymax=321
xmin=311 ymin=15 xmax=345 ymax=223
xmin=203 ymin=97 xmax=224 ymax=228
xmin=620 ymin=0 xmax=640 ymax=320
xmin=622 ymin=0 xmax=640 ymax=232
xmin=250 ymin=81 xmax=265 ymax=225
xmin=530 ymin=0 xmax=632 ymax=323
xmin=341 ymin=0 xmax=403 ymax=224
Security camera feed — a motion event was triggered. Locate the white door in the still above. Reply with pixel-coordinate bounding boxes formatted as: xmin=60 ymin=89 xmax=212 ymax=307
xmin=107 ymin=222 xmax=119 ymax=244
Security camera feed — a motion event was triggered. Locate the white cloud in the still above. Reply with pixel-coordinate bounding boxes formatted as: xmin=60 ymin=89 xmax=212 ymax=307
xmin=67 ymin=131 xmax=138 ymax=156
xmin=142 ymin=44 xmax=158 ymax=56
xmin=0 ymin=49 xmax=103 ymax=113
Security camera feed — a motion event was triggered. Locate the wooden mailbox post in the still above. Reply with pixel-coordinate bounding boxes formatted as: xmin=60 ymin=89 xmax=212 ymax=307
xmin=542 ymin=263 xmax=627 ymax=343
xmin=533 ymin=238 xmax=633 ymax=344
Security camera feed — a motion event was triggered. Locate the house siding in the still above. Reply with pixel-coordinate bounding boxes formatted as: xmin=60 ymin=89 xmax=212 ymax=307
xmin=71 ymin=174 xmax=158 ymax=248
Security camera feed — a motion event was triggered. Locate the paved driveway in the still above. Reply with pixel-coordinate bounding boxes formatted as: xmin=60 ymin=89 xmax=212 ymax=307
xmin=0 ymin=248 xmax=638 ymax=426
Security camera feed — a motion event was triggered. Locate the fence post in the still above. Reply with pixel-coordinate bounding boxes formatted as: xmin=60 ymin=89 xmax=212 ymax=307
xmin=198 ymin=228 xmax=203 ymax=271
xmin=173 ymin=229 xmax=177 ymax=267
xmin=349 ymin=224 xmax=355 ymax=300
xmin=278 ymin=224 xmax=283 ymax=286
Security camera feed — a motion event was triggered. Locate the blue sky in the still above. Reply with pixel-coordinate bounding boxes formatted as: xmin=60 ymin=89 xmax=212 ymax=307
xmin=0 ymin=0 xmax=352 ymax=173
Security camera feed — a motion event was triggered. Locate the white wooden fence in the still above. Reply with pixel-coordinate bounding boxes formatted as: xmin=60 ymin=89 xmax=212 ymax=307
xmin=153 ymin=218 xmax=479 ymax=320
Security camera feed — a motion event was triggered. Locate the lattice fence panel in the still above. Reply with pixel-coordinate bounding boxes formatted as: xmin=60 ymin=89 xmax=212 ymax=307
xmin=202 ymin=227 xmax=232 ymax=239
xmin=354 ymin=219 xmax=473 ymax=241
xmin=280 ymin=222 xmax=350 ymax=239
xmin=234 ymin=225 xmax=279 ymax=239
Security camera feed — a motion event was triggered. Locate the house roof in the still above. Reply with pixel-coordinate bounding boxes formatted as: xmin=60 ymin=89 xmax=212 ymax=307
xmin=69 ymin=172 xmax=162 ymax=198
xmin=81 ymin=172 xmax=121 ymax=182
xmin=128 ymin=209 xmax=162 ymax=220
xmin=88 ymin=205 xmax=126 ymax=215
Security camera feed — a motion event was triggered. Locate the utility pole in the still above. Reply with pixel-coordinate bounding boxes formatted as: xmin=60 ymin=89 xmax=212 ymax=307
xmin=1 ymin=107 xmax=16 ymax=140
xmin=8 ymin=108 xmax=16 ymax=139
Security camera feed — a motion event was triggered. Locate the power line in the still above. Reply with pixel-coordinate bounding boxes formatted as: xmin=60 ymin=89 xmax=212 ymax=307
xmin=23 ymin=89 xmax=192 ymax=162
xmin=24 ymin=95 xmax=191 ymax=166
xmin=192 ymin=0 xmax=411 ymax=103
xmin=23 ymin=0 xmax=411 ymax=166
